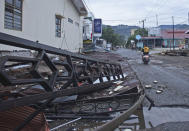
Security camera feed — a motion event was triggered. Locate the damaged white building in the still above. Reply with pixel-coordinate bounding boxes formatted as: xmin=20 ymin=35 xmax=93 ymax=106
xmin=0 ymin=0 xmax=87 ymax=52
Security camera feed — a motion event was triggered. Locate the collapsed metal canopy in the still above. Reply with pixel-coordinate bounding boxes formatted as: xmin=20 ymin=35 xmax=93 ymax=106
xmin=0 ymin=32 xmax=125 ymax=130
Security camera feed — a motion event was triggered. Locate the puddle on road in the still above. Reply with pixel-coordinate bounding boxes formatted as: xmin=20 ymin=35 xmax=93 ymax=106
xmin=128 ymin=59 xmax=164 ymax=65
xmin=150 ymin=60 xmax=163 ymax=64
xmin=116 ymin=107 xmax=189 ymax=131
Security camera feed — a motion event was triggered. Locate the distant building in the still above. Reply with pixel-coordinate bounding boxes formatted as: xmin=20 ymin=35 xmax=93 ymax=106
xmin=96 ymin=39 xmax=107 ymax=48
xmin=83 ymin=12 xmax=94 ymax=44
xmin=141 ymin=36 xmax=163 ymax=49
xmin=161 ymin=30 xmax=189 ymax=48
xmin=106 ymin=43 xmax=112 ymax=51
xmin=131 ymin=29 xmax=137 ymax=36
xmin=140 ymin=29 xmax=189 ymax=49
xmin=148 ymin=27 xmax=161 ymax=37
xmin=0 ymin=0 xmax=87 ymax=52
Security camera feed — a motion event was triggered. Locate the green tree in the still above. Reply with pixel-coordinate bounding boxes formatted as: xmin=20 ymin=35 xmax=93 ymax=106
xmin=127 ymin=28 xmax=148 ymax=48
xmin=102 ymin=26 xmax=114 ymax=43
xmin=134 ymin=28 xmax=148 ymax=37
xmin=102 ymin=26 xmax=126 ymax=46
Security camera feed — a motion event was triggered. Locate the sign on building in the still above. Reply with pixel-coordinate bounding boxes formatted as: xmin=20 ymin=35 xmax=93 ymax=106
xmin=93 ymin=19 xmax=102 ymax=37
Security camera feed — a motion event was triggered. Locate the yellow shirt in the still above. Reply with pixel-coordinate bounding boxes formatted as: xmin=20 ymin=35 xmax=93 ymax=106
xmin=144 ymin=47 xmax=149 ymax=53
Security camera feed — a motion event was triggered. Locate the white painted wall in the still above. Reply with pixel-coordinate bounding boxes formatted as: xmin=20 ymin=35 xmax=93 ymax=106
xmin=0 ymin=0 xmax=83 ymax=52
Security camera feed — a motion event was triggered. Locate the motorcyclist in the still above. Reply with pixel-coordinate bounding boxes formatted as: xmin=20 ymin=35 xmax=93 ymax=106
xmin=142 ymin=45 xmax=149 ymax=55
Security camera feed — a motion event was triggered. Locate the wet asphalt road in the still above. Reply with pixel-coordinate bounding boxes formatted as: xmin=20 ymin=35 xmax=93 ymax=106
xmin=115 ymin=48 xmax=189 ymax=107
xmin=115 ymin=48 xmax=189 ymax=131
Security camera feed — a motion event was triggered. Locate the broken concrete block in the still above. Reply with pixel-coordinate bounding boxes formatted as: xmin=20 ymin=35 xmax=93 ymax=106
xmin=156 ymin=90 xmax=163 ymax=94
xmin=145 ymin=85 xmax=152 ymax=89
xmin=153 ymin=80 xmax=158 ymax=84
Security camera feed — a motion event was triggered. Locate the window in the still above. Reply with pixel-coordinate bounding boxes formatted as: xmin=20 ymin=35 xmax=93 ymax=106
xmin=68 ymin=18 xmax=73 ymax=24
xmin=4 ymin=0 xmax=22 ymax=31
xmin=55 ymin=16 xmax=61 ymax=37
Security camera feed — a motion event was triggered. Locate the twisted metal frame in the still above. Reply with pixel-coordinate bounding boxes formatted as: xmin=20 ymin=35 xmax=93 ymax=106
xmin=0 ymin=32 xmax=126 ymax=130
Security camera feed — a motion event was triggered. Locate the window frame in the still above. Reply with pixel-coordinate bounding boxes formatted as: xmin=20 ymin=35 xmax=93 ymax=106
xmin=4 ymin=0 xmax=23 ymax=31
xmin=55 ymin=16 xmax=62 ymax=38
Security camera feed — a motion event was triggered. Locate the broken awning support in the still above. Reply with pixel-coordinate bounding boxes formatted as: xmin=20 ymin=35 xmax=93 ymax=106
xmin=95 ymin=94 xmax=145 ymax=131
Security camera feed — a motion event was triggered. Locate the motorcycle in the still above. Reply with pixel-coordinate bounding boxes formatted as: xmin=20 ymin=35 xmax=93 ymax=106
xmin=142 ymin=54 xmax=150 ymax=64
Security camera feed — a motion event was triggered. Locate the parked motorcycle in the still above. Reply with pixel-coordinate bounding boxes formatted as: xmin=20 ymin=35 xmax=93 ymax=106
xmin=142 ymin=54 xmax=150 ymax=64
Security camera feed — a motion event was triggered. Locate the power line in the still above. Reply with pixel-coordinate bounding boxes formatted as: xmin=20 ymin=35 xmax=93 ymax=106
xmin=83 ymin=0 xmax=92 ymax=13
xmin=102 ymin=14 xmax=188 ymax=23
xmin=176 ymin=20 xmax=188 ymax=25
xmin=145 ymin=15 xmax=188 ymax=25
xmin=144 ymin=0 xmax=158 ymax=18
xmin=145 ymin=0 xmax=167 ymax=19
xmin=86 ymin=0 xmax=94 ymax=13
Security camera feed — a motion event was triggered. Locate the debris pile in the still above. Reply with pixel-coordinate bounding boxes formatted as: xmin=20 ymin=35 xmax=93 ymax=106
xmin=0 ymin=32 xmax=144 ymax=131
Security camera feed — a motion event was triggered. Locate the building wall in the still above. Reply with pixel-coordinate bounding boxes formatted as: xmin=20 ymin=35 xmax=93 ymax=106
xmin=142 ymin=39 xmax=163 ymax=48
xmin=0 ymin=0 xmax=83 ymax=52
xmin=130 ymin=29 xmax=137 ymax=36
xmin=163 ymin=39 xmax=182 ymax=48
xmin=148 ymin=27 xmax=161 ymax=37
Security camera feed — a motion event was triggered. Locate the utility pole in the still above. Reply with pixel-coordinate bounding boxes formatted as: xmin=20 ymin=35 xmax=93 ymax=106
xmin=139 ymin=19 xmax=146 ymax=29
xmin=156 ymin=14 xmax=159 ymax=27
xmin=172 ymin=16 xmax=175 ymax=50
xmin=188 ymin=12 xmax=189 ymax=24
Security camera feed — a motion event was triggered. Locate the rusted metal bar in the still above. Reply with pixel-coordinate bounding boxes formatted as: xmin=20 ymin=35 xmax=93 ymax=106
xmin=14 ymin=98 xmax=54 ymax=131
xmin=0 ymin=32 xmax=118 ymax=65
xmin=57 ymin=93 xmax=139 ymax=105
xmin=0 ymin=32 xmax=124 ymax=92
xmin=47 ymin=115 xmax=112 ymax=120
xmin=0 ymin=81 xmax=114 ymax=112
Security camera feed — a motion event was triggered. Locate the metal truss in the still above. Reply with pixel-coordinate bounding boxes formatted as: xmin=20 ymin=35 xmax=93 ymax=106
xmin=0 ymin=32 xmax=125 ymax=131
xmin=0 ymin=32 xmax=124 ymax=108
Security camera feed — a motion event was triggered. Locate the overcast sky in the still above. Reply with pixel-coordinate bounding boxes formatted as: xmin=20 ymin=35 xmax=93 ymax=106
xmin=84 ymin=0 xmax=189 ymax=27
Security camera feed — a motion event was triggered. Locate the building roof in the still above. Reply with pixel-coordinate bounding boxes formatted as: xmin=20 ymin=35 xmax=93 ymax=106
xmin=142 ymin=36 xmax=162 ymax=40
xmin=71 ymin=0 xmax=88 ymax=16
xmin=161 ymin=30 xmax=189 ymax=39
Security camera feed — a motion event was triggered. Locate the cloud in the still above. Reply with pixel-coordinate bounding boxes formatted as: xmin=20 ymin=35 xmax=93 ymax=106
xmin=86 ymin=0 xmax=189 ymax=26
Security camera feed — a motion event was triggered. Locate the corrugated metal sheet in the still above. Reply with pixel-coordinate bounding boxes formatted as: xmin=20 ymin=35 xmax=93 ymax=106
xmin=0 ymin=106 xmax=49 ymax=131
